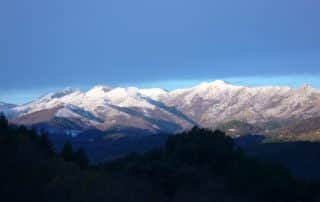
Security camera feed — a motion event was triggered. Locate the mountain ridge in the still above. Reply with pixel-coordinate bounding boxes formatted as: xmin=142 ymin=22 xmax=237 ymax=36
xmin=2 ymin=80 xmax=320 ymax=136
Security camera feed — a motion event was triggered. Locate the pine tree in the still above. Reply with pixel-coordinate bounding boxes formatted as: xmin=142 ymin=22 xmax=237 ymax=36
xmin=61 ymin=141 xmax=74 ymax=161
xmin=40 ymin=132 xmax=54 ymax=157
xmin=74 ymin=148 xmax=89 ymax=169
xmin=0 ymin=112 xmax=8 ymax=130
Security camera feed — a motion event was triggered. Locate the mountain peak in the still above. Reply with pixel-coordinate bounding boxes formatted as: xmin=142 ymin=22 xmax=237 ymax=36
xmin=85 ymin=85 xmax=113 ymax=98
xmin=89 ymin=85 xmax=112 ymax=92
xmin=197 ymin=80 xmax=231 ymax=89
xmin=0 ymin=101 xmax=16 ymax=109
xmin=42 ymin=87 xmax=81 ymax=100
xmin=301 ymin=83 xmax=313 ymax=89
xmin=139 ymin=88 xmax=168 ymax=99
xmin=298 ymin=83 xmax=318 ymax=93
xmin=4 ymin=81 xmax=320 ymax=136
xmin=0 ymin=101 xmax=8 ymax=106
xmin=61 ymin=87 xmax=80 ymax=93
xmin=210 ymin=80 xmax=230 ymax=86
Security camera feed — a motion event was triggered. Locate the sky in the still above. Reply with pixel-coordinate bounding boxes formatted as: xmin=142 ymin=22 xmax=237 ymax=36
xmin=1 ymin=0 xmax=320 ymax=104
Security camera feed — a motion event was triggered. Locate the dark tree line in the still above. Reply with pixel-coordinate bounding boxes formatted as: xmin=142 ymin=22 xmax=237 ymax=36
xmin=61 ymin=141 xmax=89 ymax=169
xmin=0 ymin=113 xmax=320 ymax=202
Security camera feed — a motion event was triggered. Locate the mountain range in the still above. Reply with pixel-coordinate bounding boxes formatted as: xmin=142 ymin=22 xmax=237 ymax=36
xmin=2 ymin=80 xmax=320 ymax=139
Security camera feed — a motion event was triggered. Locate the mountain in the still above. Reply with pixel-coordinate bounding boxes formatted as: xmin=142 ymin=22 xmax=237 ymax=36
xmin=162 ymin=80 xmax=320 ymax=128
xmin=7 ymin=86 xmax=194 ymax=135
xmin=265 ymin=117 xmax=320 ymax=142
xmin=215 ymin=120 xmax=264 ymax=137
xmin=3 ymin=80 xmax=320 ymax=137
xmin=0 ymin=102 xmax=17 ymax=117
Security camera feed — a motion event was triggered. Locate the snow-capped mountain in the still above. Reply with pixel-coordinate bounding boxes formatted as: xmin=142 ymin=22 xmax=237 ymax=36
xmin=3 ymin=80 xmax=320 ymax=135
xmin=0 ymin=102 xmax=17 ymax=116
xmin=7 ymin=85 xmax=194 ymax=134
xmin=162 ymin=80 xmax=320 ymax=128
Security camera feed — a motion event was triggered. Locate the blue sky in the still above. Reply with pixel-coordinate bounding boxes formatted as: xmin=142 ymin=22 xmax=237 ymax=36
xmin=1 ymin=0 xmax=320 ymax=104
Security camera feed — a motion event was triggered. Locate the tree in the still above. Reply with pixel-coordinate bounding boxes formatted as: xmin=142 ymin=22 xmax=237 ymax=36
xmin=40 ymin=132 xmax=54 ymax=157
xmin=74 ymin=148 xmax=89 ymax=169
xmin=61 ymin=141 xmax=74 ymax=161
xmin=0 ymin=112 xmax=8 ymax=130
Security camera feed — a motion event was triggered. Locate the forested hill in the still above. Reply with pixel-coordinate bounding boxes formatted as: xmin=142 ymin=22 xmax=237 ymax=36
xmin=1 ymin=114 xmax=320 ymax=202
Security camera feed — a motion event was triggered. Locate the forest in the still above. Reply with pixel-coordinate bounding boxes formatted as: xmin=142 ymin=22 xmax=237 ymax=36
xmin=1 ymin=113 xmax=320 ymax=202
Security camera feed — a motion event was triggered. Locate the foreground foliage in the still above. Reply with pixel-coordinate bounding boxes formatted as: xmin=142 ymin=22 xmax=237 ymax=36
xmin=0 ymin=114 xmax=320 ymax=202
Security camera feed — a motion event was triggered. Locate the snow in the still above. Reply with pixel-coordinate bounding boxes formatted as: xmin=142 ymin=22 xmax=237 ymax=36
xmin=55 ymin=105 xmax=103 ymax=126
xmin=12 ymin=87 xmax=82 ymax=113
xmin=55 ymin=107 xmax=82 ymax=119
xmin=201 ymin=80 xmax=231 ymax=87
xmin=85 ymin=85 xmax=112 ymax=98
xmin=139 ymin=88 xmax=168 ymax=100
xmin=93 ymin=87 xmax=156 ymax=109
xmin=5 ymin=80 xmax=320 ymax=131
xmin=0 ymin=102 xmax=16 ymax=109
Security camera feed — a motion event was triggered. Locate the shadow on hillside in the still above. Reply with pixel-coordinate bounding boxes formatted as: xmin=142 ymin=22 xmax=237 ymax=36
xmin=49 ymin=132 xmax=169 ymax=163
xmin=106 ymin=104 xmax=182 ymax=132
xmin=234 ymin=135 xmax=266 ymax=148
xmin=242 ymin=141 xmax=320 ymax=181
xmin=49 ymin=130 xmax=320 ymax=180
